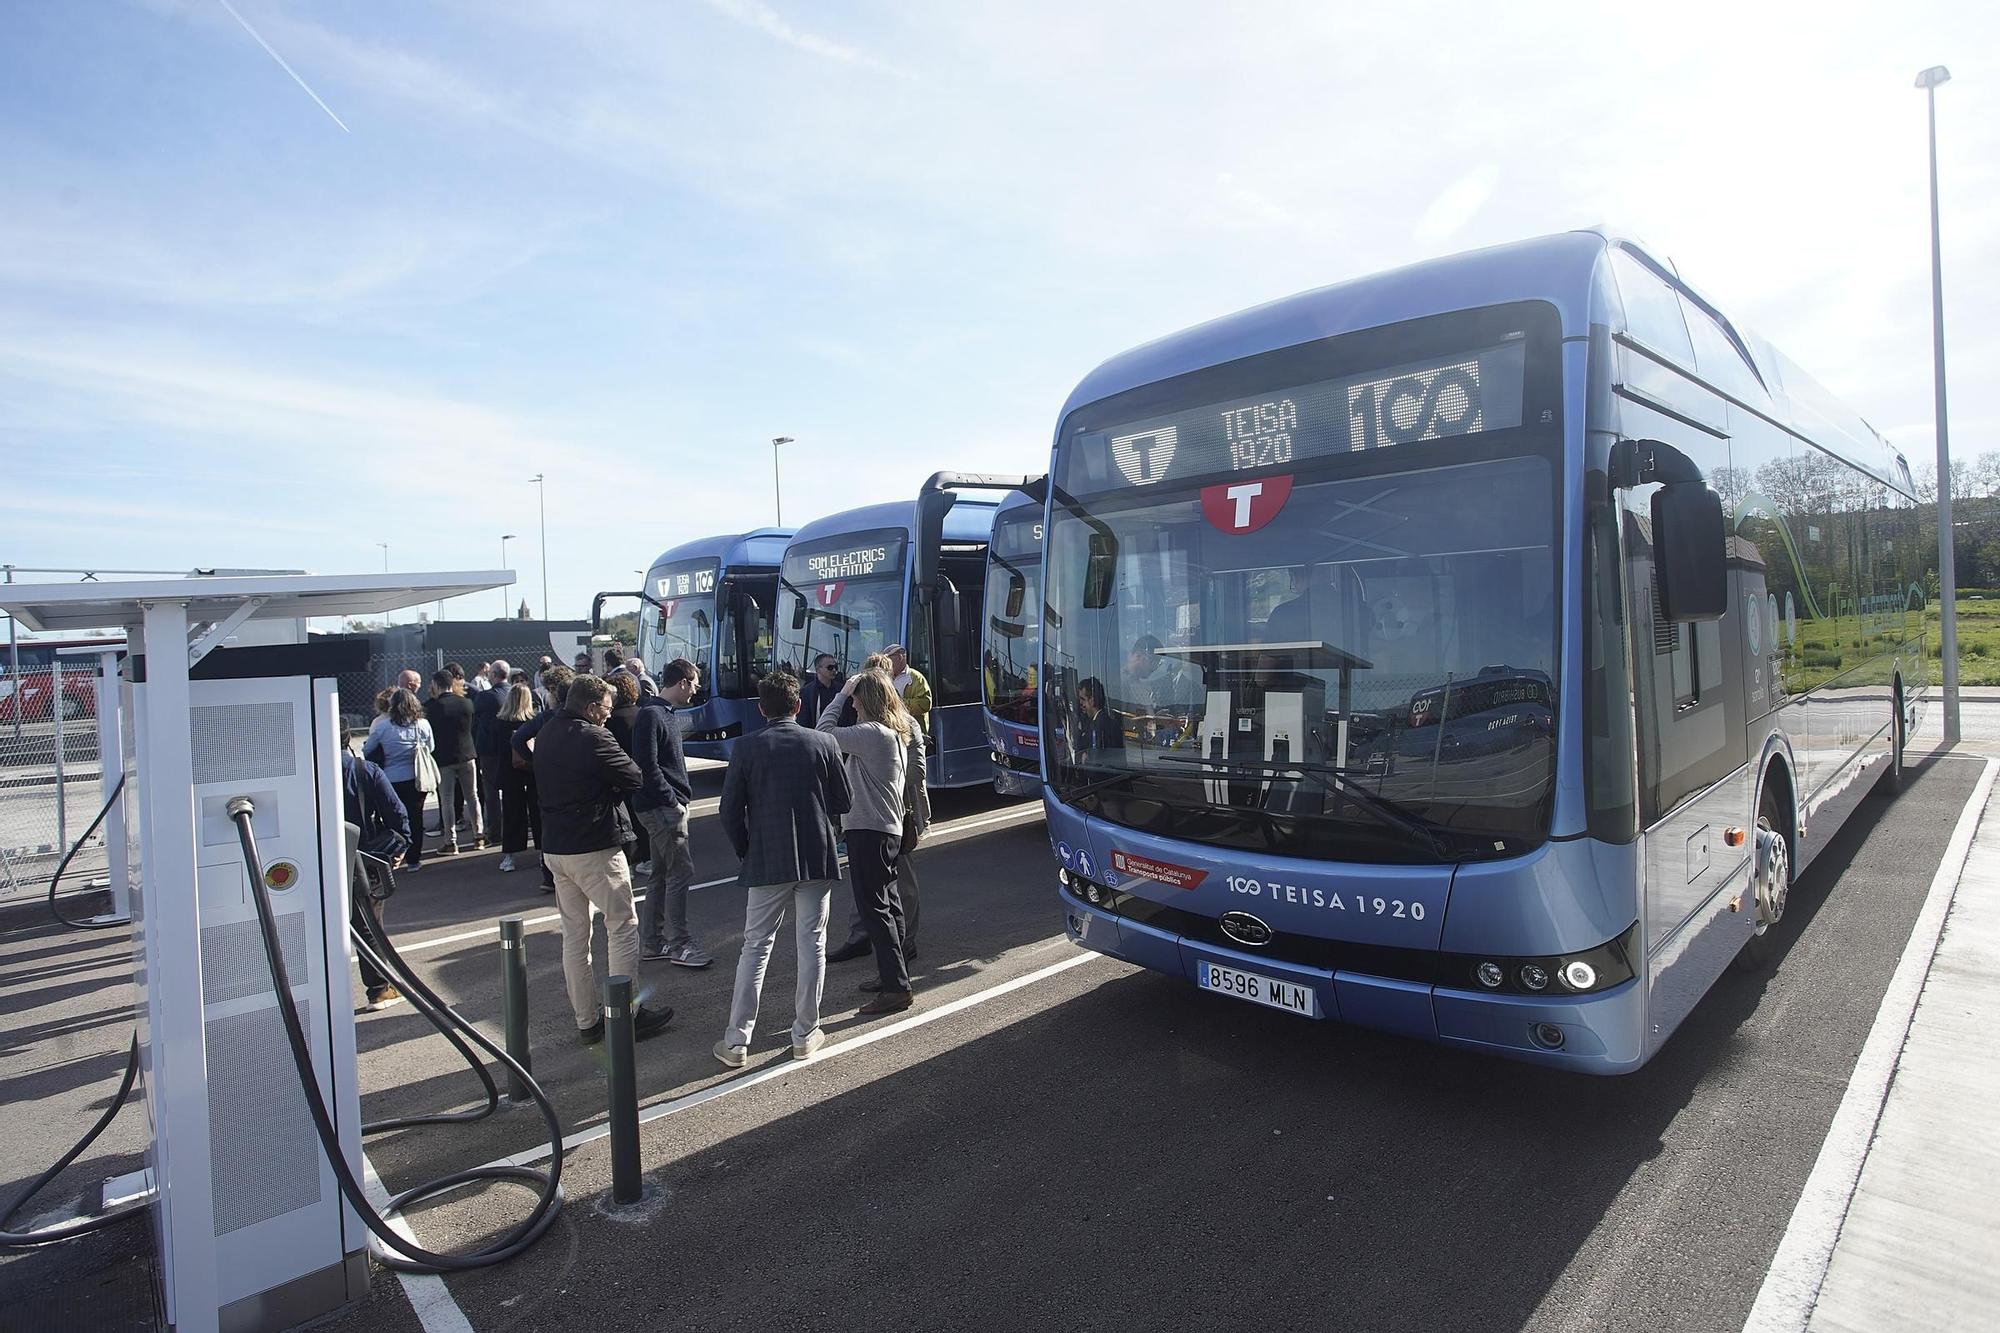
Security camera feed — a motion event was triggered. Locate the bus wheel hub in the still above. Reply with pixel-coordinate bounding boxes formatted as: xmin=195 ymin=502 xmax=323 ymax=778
xmin=1753 ymin=827 xmax=1789 ymax=928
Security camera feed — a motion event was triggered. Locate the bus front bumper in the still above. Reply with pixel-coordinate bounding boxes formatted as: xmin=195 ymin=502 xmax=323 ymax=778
xmin=1060 ymin=887 xmax=1647 ymax=1074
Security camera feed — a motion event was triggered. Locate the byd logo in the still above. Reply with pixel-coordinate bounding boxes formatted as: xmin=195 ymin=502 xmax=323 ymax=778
xmin=1199 ymin=474 xmax=1294 ymax=534
xmin=815 ymin=582 xmax=844 ymax=607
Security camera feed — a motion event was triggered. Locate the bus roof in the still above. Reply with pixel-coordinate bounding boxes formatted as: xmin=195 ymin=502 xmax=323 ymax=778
xmin=645 ymin=527 xmax=795 ymax=571
xmin=994 ymin=487 xmax=1041 ymax=519
xmin=788 ymin=495 xmax=1004 ymax=548
xmin=1058 ymin=227 xmax=1909 ymax=495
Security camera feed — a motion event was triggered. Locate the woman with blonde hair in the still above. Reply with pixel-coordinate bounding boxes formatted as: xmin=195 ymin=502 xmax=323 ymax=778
xmin=495 ymin=683 xmax=541 ymax=872
xmin=817 ymin=669 xmax=917 ymax=1013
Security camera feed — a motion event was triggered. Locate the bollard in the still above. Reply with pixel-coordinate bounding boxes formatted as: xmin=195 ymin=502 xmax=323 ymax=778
xmin=499 ymin=916 xmax=533 ymax=1102
xmin=603 ymin=974 xmax=643 ymax=1205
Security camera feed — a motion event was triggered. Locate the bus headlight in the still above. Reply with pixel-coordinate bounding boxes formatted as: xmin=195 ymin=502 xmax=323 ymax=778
xmin=1057 ymin=867 xmax=1071 ymax=887
xmin=1518 ymin=963 xmax=1550 ymax=992
xmin=1476 ymin=962 xmax=1505 ymax=989
xmin=1560 ymin=960 xmax=1597 ymax=991
xmin=1447 ymin=924 xmax=1638 ymax=998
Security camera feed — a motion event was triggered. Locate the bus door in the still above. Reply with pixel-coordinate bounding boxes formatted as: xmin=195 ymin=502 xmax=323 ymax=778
xmin=1622 ymin=444 xmax=1751 ymax=962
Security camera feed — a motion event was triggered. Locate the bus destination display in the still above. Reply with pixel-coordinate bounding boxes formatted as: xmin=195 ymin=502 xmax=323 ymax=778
xmin=1073 ymin=338 xmax=1527 ymax=491
xmin=653 ymin=560 xmax=718 ymax=600
xmin=783 ymin=531 xmax=907 ymax=584
xmin=990 ymin=511 xmax=1043 ymax=560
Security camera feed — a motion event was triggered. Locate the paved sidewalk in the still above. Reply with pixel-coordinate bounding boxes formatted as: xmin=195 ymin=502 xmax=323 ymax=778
xmin=1750 ymin=754 xmax=2000 ymax=1332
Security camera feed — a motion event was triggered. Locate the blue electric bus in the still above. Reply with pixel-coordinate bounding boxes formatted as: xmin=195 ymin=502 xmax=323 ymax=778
xmin=1039 ymin=228 xmax=1926 ymax=1073
xmin=599 ymin=527 xmax=793 ymax=761
xmin=776 ymin=473 xmax=1034 ymax=789
xmin=981 ymin=487 xmax=1044 ymax=795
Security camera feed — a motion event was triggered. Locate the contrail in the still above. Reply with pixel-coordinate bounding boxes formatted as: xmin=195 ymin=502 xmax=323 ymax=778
xmin=216 ymin=0 xmax=350 ymax=133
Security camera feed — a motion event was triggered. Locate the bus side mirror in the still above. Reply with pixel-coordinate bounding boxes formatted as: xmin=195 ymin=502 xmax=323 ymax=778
xmin=791 ymin=599 xmax=807 ymax=630
xmin=1652 ymin=482 xmax=1727 ymax=621
xmin=1004 ymin=573 xmax=1026 ymax=619
xmin=1083 ymin=533 xmax=1116 ymax=610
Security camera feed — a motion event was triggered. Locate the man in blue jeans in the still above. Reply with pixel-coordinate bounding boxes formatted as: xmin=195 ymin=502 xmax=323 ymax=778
xmin=631 ymin=657 xmax=711 ymax=967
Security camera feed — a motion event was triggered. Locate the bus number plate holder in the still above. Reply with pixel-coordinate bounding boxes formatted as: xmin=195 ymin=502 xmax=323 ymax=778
xmin=1198 ymin=961 xmax=1318 ymax=1018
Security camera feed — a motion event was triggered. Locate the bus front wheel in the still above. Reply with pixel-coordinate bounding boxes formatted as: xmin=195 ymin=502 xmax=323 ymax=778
xmin=1735 ymin=781 xmax=1793 ymax=971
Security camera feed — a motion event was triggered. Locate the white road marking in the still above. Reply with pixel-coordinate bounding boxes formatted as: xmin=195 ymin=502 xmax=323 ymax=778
xmin=485 ymin=944 xmax=1102 ymax=1170
xmin=394 ymin=803 xmax=1044 ymax=957
xmin=1741 ymin=756 xmax=1998 ymax=1333
xmin=361 ymin=1152 xmax=476 ymax=1333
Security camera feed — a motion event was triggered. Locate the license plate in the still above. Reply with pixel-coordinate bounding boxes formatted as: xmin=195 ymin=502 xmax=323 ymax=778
xmin=1197 ymin=961 xmax=1318 ymax=1017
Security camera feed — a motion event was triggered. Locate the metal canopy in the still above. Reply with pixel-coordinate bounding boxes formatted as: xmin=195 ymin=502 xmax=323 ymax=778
xmin=0 ymin=571 xmax=513 ymax=633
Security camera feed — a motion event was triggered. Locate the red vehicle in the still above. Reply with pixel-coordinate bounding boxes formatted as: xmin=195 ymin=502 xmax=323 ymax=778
xmin=0 ymin=639 xmax=118 ymax=722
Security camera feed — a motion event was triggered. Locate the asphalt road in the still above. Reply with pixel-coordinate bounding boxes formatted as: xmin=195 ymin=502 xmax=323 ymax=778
xmin=0 ymin=752 xmax=1984 ymax=1332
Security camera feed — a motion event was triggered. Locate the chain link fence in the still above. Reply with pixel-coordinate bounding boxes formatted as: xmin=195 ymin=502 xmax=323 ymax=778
xmin=0 ymin=664 xmax=111 ymax=904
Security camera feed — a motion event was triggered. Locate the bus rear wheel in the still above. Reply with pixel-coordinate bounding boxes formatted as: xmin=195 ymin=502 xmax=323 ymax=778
xmin=1735 ymin=783 xmax=1792 ymax=971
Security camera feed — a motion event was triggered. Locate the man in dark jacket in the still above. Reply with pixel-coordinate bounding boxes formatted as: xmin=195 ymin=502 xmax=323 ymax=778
xmin=632 ymin=657 xmax=710 ymax=968
xmin=473 ymin=658 xmax=511 ymax=837
xmin=712 ymin=672 xmax=851 ymax=1067
xmin=342 ymin=749 xmax=408 ymax=1012
xmin=799 ymin=654 xmax=845 ymax=727
xmin=533 ymin=675 xmax=673 ymax=1045
xmin=427 ymin=669 xmax=483 ymax=853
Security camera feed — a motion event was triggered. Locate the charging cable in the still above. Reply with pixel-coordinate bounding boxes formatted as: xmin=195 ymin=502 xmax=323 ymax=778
xmin=45 ymin=774 xmax=128 ymax=931
xmin=228 ymin=796 xmax=565 ymax=1272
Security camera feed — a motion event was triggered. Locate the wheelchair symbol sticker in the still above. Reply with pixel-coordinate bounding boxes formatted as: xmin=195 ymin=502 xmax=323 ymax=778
xmin=1056 ymin=841 xmax=1073 ymax=866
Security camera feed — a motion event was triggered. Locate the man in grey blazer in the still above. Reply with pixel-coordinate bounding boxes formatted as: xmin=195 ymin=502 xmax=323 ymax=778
xmin=714 ymin=672 xmax=853 ymax=1066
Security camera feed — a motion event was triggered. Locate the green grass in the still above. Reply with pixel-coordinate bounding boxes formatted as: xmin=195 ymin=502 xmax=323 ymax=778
xmin=1925 ymin=598 xmax=2000 ymax=685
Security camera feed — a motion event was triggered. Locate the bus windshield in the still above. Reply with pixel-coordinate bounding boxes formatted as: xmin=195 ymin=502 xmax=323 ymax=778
xmin=983 ymin=510 xmax=1042 ymax=727
xmin=1044 ymin=452 xmax=1558 ymax=862
xmin=641 ymin=558 xmax=720 ymax=676
xmin=775 ymin=529 xmax=908 ymax=678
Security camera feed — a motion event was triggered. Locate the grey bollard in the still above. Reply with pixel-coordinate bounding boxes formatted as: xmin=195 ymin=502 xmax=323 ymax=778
xmin=499 ymin=916 xmax=533 ymax=1102
xmin=603 ymin=974 xmax=642 ymax=1205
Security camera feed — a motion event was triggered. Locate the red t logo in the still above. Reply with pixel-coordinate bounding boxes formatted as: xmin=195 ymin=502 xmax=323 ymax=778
xmin=816 ymin=582 xmax=844 ymax=607
xmin=1200 ymin=474 xmax=1293 ymax=533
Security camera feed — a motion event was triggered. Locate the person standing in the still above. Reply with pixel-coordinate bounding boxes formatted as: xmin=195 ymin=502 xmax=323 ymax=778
xmin=427 ymin=668 xmax=484 ymax=854
xmin=884 ymin=644 xmax=932 ymax=731
xmin=474 ymin=660 xmax=512 ymax=836
xmin=494 ymin=683 xmax=541 ymax=872
xmin=633 ymin=658 xmax=711 ymax=968
xmin=341 ymin=748 xmax=409 ymax=1011
xmin=470 ymin=662 xmax=493 ymax=693
xmin=816 ymin=670 xmax=917 ymax=1015
xmin=533 ymin=675 xmax=673 ymax=1045
xmin=363 ymin=688 xmax=434 ymax=870
xmin=513 ymin=665 xmax=574 ymax=891
xmin=605 ymin=670 xmax=649 ymax=871
xmin=713 ymin=672 xmax=851 ymax=1066
xmin=398 ymin=668 xmax=424 ymax=696
xmin=799 ymin=653 xmax=845 ymax=726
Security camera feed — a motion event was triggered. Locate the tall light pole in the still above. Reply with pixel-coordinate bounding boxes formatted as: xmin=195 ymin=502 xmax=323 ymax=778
xmin=1918 ymin=64 xmax=1959 ymax=743
xmin=771 ymin=436 xmax=794 ymax=526
xmin=530 ymin=474 xmax=549 ymax=621
xmin=500 ymin=533 xmax=518 ymax=617
xmin=376 ymin=543 xmax=390 ymax=624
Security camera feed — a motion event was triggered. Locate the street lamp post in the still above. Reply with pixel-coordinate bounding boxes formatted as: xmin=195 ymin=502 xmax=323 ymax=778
xmin=1917 ymin=64 xmax=1959 ymax=744
xmin=500 ymin=534 xmax=518 ymax=617
xmin=530 ymin=474 xmax=549 ymax=621
xmin=771 ymin=436 xmax=794 ymax=526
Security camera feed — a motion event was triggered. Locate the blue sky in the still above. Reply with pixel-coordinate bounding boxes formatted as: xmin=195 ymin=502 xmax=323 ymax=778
xmin=3 ymin=1 xmax=1995 ymax=624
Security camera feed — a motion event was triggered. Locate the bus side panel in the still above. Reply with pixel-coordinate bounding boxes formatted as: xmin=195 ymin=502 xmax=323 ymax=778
xmin=930 ymin=701 xmax=995 ymax=789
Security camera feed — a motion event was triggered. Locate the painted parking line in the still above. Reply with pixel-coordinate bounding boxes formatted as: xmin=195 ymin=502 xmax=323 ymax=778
xmin=393 ymin=803 xmax=1044 ymax=957
xmin=1741 ymin=756 xmax=1999 ymax=1333
xmin=483 ymin=943 xmax=1102 ymax=1171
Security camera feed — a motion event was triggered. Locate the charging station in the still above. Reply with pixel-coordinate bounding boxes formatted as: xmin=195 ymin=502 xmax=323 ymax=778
xmin=0 ymin=572 xmax=509 ymax=1333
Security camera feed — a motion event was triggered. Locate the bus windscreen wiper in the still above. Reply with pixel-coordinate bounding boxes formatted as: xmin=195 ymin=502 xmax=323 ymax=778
xmin=1156 ymin=754 xmax=1453 ymax=859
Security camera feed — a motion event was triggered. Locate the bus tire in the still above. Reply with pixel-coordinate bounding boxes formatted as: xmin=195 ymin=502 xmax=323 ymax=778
xmin=1734 ymin=775 xmax=1793 ymax=972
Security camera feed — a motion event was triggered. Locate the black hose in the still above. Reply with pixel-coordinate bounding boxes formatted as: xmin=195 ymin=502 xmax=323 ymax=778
xmin=0 ymin=1035 xmax=147 ymax=1247
xmin=346 ymin=892 xmax=500 ymax=1132
xmin=45 ymin=774 xmax=128 ymax=931
xmin=230 ymin=802 xmax=564 ymax=1272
